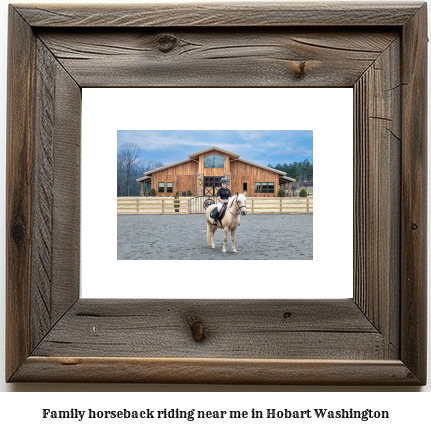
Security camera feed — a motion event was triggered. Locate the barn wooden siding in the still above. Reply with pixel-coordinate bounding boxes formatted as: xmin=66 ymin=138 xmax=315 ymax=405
xmin=151 ymin=160 xmax=198 ymax=196
xmin=145 ymin=151 xmax=287 ymax=197
xmin=230 ymin=160 xmax=279 ymax=197
xmin=198 ymin=149 xmax=230 ymax=176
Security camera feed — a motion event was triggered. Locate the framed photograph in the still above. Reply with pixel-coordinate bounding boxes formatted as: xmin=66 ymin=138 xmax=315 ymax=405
xmin=115 ymin=128 xmax=315 ymax=262
xmin=6 ymin=2 xmax=427 ymax=384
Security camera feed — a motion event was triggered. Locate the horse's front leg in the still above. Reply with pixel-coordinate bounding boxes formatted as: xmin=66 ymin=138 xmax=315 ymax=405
xmin=222 ymin=228 xmax=229 ymax=252
xmin=231 ymin=226 xmax=238 ymax=253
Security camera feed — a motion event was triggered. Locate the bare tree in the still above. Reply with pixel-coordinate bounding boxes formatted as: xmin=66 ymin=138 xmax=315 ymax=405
xmin=140 ymin=160 xmax=164 ymax=173
xmin=117 ymin=143 xmax=140 ymax=196
xmin=117 ymin=147 xmax=165 ymax=197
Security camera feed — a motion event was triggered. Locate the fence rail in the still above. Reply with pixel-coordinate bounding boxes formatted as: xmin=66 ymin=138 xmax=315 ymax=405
xmin=248 ymin=197 xmax=313 ymax=214
xmin=117 ymin=197 xmax=191 ymax=214
xmin=118 ymin=197 xmax=313 ymax=215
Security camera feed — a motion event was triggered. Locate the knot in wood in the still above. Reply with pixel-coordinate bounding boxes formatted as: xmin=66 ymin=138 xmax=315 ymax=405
xmin=290 ymin=61 xmax=308 ymax=79
xmin=11 ymin=222 xmax=25 ymax=245
xmin=411 ymin=223 xmax=419 ymax=231
xmin=186 ymin=315 xmax=206 ymax=342
xmin=157 ymin=34 xmax=178 ymax=53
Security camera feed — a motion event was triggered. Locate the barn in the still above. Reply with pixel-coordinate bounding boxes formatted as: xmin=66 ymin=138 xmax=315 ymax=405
xmin=136 ymin=146 xmax=295 ymax=197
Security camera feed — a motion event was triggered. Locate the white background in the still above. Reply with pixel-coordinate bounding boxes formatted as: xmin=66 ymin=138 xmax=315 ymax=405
xmin=0 ymin=0 xmax=430 ymax=418
xmin=82 ymin=88 xmax=352 ymax=299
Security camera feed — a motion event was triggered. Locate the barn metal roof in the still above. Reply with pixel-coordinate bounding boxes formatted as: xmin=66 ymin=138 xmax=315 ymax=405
xmin=279 ymin=175 xmax=296 ymax=183
xmin=136 ymin=175 xmax=152 ymax=183
xmin=188 ymin=146 xmax=240 ymax=160
xmin=143 ymin=158 xmax=197 ymax=175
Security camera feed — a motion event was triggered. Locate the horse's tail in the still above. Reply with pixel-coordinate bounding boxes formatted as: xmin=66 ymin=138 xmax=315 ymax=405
xmin=207 ymin=221 xmax=212 ymax=245
xmin=206 ymin=208 xmax=214 ymax=245
xmin=206 ymin=205 xmax=217 ymax=245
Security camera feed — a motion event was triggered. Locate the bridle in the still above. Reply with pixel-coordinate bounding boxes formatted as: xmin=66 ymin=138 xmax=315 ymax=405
xmin=229 ymin=195 xmax=246 ymax=216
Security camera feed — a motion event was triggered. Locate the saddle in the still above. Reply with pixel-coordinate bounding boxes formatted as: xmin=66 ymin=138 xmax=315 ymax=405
xmin=210 ymin=204 xmax=227 ymax=225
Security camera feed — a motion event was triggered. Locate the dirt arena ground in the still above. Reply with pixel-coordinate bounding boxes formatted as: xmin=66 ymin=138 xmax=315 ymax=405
xmin=118 ymin=214 xmax=312 ymax=260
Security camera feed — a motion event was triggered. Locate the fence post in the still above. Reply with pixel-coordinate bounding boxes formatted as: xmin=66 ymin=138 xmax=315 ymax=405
xmin=306 ymin=198 xmax=309 ymax=213
xmin=251 ymin=198 xmax=254 ymax=214
xmin=280 ymin=197 xmax=282 ymax=213
xmin=162 ymin=198 xmax=164 ymax=214
xmin=136 ymin=197 xmax=139 ymax=214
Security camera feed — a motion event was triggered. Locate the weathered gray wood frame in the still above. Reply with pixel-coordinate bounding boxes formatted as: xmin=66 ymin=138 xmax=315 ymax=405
xmin=6 ymin=2 xmax=427 ymax=384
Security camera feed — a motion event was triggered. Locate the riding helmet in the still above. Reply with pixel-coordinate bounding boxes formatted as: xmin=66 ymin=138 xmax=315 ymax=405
xmin=221 ymin=178 xmax=228 ymax=184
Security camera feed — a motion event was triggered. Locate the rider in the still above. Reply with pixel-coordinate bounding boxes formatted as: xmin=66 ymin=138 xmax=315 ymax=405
xmin=213 ymin=177 xmax=231 ymax=225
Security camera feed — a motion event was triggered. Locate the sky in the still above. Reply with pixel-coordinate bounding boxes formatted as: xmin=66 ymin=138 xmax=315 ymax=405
xmin=117 ymin=130 xmax=313 ymax=168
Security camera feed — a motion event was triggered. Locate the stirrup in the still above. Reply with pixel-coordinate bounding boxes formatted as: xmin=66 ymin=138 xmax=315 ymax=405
xmin=213 ymin=218 xmax=217 ymax=226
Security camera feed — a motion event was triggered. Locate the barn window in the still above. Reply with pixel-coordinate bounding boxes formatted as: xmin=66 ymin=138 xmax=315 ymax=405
xmin=166 ymin=182 xmax=173 ymax=193
xmin=255 ymin=182 xmax=275 ymax=193
xmin=267 ymin=182 xmax=275 ymax=193
xmin=204 ymin=154 xmax=224 ymax=168
xmin=158 ymin=182 xmax=165 ymax=193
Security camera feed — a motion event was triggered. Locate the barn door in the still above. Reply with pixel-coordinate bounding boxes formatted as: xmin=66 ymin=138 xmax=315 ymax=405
xmin=204 ymin=176 xmax=222 ymax=196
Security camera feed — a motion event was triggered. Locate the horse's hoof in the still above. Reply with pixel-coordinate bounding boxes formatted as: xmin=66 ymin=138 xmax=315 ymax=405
xmin=232 ymin=249 xmax=237 ymax=253
xmin=222 ymin=249 xmax=226 ymax=253
xmin=212 ymin=245 xmax=215 ymax=249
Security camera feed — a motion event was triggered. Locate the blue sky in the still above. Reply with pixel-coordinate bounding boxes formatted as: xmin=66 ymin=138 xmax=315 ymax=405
xmin=117 ymin=130 xmax=312 ymax=167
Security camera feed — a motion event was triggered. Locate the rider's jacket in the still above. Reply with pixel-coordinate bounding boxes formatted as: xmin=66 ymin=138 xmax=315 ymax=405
xmin=217 ymin=187 xmax=231 ymax=201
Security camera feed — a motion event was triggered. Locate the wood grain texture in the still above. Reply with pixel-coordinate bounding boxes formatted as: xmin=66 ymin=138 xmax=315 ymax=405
xmin=32 ymin=299 xmax=383 ymax=360
xmin=12 ymin=357 xmax=420 ymax=385
xmin=199 ymin=150 xmax=230 ymax=176
xmin=6 ymin=2 xmax=427 ymax=385
xmin=353 ymin=38 xmax=401 ymax=359
xmin=230 ymin=161 xmax=279 ymax=197
xmin=400 ymin=3 xmax=428 ymax=384
xmin=151 ymin=160 xmax=198 ymax=197
xmin=32 ymin=40 xmax=56 ymax=347
xmin=6 ymin=8 xmax=36 ymax=381
xmin=7 ymin=11 xmax=82 ymax=382
xmin=36 ymin=29 xmax=398 ymax=88
xmin=31 ymin=39 xmax=81 ymax=350
xmin=50 ymin=51 xmax=81 ymax=325
xmin=15 ymin=2 xmax=423 ymax=27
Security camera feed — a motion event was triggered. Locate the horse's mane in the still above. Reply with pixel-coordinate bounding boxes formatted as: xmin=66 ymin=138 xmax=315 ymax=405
xmin=227 ymin=194 xmax=246 ymax=209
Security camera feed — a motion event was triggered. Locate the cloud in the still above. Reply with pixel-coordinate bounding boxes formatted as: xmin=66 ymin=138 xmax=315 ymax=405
xmin=237 ymin=130 xmax=264 ymax=141
xmin=117 ymin=130 xmax=312 ymax=166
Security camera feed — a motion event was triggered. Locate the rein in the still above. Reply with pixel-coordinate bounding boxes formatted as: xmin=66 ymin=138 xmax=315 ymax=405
xmin=229 ymin=195 xmax=246 ymax=216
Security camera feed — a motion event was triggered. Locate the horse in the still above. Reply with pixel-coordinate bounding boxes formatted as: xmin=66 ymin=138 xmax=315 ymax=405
xmin=205 ymin=193 xmax=247 ymax=253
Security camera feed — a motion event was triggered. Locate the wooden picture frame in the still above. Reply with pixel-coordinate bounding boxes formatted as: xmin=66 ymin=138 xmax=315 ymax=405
xmin=6 ymin=2 xmax=427 ymax=384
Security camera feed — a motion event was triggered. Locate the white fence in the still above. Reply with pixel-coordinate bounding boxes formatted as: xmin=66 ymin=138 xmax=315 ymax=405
xmin=117 ymin=197 xmax=191 ymax=214
xmin=248 ymin=197 xmax=313 ymax=214
xmin=118 ymin=197 xmax=313 ymax=214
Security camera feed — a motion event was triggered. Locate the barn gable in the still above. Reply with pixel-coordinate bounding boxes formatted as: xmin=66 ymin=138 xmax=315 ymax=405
xmin=188 ymin=146 xmax=240 ymax=161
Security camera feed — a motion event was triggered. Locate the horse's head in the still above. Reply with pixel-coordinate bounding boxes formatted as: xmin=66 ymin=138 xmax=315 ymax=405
xmin=236 ymin=193 xmax=247 ymax=216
